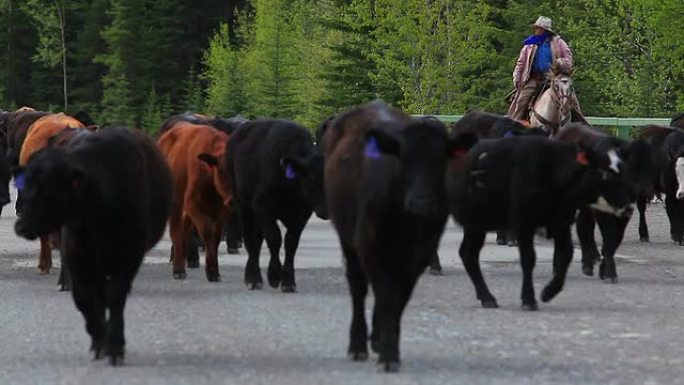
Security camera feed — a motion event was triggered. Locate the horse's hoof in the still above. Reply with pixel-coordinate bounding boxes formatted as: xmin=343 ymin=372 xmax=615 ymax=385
xmin=377 ymin=360 xmax=400 ymax=373
xmin=173 ymin=271 xmax=186 ymax=280
xmin=521 ymin=302 xmax=539 ymax=311
xmin=481 ymin=299 xmax=499 ymax=308
xmin=281 ymin=284 xmax=297 ymax=293
xmin=348 ymin=351 xmax=368 ymax=361
xmin=187 ymin=260 xmax=199 ymax=269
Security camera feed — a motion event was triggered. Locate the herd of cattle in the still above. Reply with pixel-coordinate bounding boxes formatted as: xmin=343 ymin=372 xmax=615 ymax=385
xmin=1 ymin=102 xmax=684 ymax=372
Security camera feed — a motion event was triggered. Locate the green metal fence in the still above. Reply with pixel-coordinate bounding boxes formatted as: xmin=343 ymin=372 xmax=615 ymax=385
xmin=411 ymin=115 xmax=672 ymax=139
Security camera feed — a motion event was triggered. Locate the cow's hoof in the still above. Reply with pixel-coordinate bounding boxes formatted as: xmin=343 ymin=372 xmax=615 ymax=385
xmin=521 ymin=302 xmax=539 ymax=311
xmin=206 ymin=272 xmax=221 ymax=282
xmin=246 ymin=281 xmax=263 ymax=290
xmin=541 ymin=286 xmax=559 ymax=302
xmin=348 ymin=351 xmax=368 ymax=361
xmin=38 ymin=267 xmax=50 ymax=275
xmin=598 ymin=263 xmax=606 ymax=280
xmin=640 ymin=236 xmax=649 ymax=243
xmin=481 ymin=299 xmax=499 ymax=308
xmin=281 ymin=284 xmax=297 ymax=293
xmin=57 ymin=283 xmax=71 ymax=292
xmin=227 ymin=247 xmax=239 ymax=255
xmin=90 ymin=343 xmax=104 ymax=360
xmin=109 ymin=354 xmax=125 ymax=366
xmin=428 ymin=266 xmax=443 ymax=275
xmin=187 ymin=260 xmax=199 ymax=269
xmin=582 ymin=265 xmax=594 ymax=276
xmin=173 ymin=271 xmax=187 ymax=280
xmin=377 ymin=360 xmax=400 ymax=373
xmin=267 ymin=264 xmax=282 ymax=288
xmin=604 ymin=276 xmax=618 ymax=284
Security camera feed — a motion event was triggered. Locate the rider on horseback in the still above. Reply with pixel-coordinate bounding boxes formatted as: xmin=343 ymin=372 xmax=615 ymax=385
xmin=507 ymin=16 xmax=584 ymax=123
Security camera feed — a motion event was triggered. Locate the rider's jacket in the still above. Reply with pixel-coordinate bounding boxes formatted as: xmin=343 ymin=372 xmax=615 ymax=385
xmin=513 ymin=35 xmax=573 ymax=88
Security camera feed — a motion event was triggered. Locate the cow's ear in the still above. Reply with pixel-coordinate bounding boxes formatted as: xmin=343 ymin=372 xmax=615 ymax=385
xmin=365 ymin=130 xmax=401 ymax=158
xmin=198 ymin=153 xmax=219 ymax=168
xmin=448 ymin=132 xmax=478 ymax=158
xmin=280 ymin=157 xmax=306 ymax=180
xmin=13 ymin=167 xmax=25 ymax=191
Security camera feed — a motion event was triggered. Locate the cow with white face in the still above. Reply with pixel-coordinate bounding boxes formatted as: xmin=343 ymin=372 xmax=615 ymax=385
xmin=551 ymin=123 xmax=656 ymax=282
xmin=662 ymin=130 xmax=684 ymax=245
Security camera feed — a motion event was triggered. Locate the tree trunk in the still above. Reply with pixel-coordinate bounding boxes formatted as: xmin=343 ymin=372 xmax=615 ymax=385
xmin=55 ymin=0 xmax=68 ymax=111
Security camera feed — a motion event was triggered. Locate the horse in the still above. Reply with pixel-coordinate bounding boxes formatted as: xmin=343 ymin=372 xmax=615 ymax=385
xmin=529 ymin=62 xmax=576 ymax=135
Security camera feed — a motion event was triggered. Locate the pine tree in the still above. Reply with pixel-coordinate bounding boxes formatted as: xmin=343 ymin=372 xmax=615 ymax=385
xmin=97 ymin=0 xmax=146 ymax=124
xmin=140 ymin=85 xmax=161 ymax=134
xmin=182 ymin=66 xmax=204 ymax=113
xmin=203 ymin=24 xmax=247 ymax=116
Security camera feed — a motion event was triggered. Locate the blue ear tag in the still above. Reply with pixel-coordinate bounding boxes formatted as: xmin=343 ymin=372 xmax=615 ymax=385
xmin=504 ymin=130 xmax=515 ymax=138
xmin=365 ymin=137 xmax=382 ymax=159
xmin=15 ymin=172 xmax=25 ymax=191
xmin=285 ymin=164 xmax=296 ymax=180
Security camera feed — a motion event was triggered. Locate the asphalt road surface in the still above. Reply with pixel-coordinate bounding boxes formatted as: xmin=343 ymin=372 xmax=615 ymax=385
xmin=1 ymin=188 xmax=683 ymax=385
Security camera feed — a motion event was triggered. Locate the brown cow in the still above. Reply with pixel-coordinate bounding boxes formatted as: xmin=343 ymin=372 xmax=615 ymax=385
xmin=158 ymin=122 xmax=233 ymax=281
xmin=18 ymin=113 xmax=89 ymax=276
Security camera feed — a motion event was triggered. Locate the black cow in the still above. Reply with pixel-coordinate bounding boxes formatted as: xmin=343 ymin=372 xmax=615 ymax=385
xmin=449 ymin=136 xmax=634 ymax=310
xmin=14 ymin=128 xmax=173 ymax=365
xmin=553 ymin=123 xmax=652 ymax=281
xmin=323 ymin=101 xmax=453 ymax=372
xmin=451 ymin=111 xmax=549 ymax=138
xmin=635 ymin=125 xmax=684 ymax=245
xmin=4 ymin=109 xmax=49 ymax=215
xmin=226 ymin=119 xmax=327 ymax=292
xmin=451 ymin=111 xmax=548 ymax=247
xmin=662 ymin=130 xmax=684 ymax=244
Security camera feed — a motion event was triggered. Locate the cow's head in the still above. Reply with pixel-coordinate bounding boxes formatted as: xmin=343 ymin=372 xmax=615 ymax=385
xmin=198 ymin=149 xmax=233 ymax=208
xmin=579 ymin=138 xmax=634 ymax=217
xmin=365 ymin=118 xmax=453 ymax=217
xmin=280 ymin=153 xmax=328 ymax=220
xmin=14 ymin=148 xmax=81 ymax=240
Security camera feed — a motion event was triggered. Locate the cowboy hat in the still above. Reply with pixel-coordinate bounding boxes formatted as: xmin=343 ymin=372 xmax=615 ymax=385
xmin=532 ymin=16 xmax=555 ymax=34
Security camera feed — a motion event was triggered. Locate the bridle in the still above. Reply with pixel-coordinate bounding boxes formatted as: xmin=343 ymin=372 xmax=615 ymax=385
xmin=531 ymin=73 xmax=574 ymax=132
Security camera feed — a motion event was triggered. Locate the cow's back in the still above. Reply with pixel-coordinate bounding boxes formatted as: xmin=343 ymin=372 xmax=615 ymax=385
xmin=451 ymin=137 xmax=577 ymax=229
xmin=228 ymin=119 xmax=313 ymax=203
xmin=158 ymin=122 xmax=228 ymax=208
xmin=72 ymin=128 xmax=172 ymax=253
xmin=20 ymin=113 xmax=85 ymax=166
xmin=6 ymin=110 xmax=49 ymax=163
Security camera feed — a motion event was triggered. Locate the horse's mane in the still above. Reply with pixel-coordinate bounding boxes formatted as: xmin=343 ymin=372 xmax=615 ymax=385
xmin=550 ymin=61 xmax=573 ymax=77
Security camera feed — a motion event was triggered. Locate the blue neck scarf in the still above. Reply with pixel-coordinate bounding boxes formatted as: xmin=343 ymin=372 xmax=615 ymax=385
xmin=523 ymin=32 xmax=550 ymax=46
